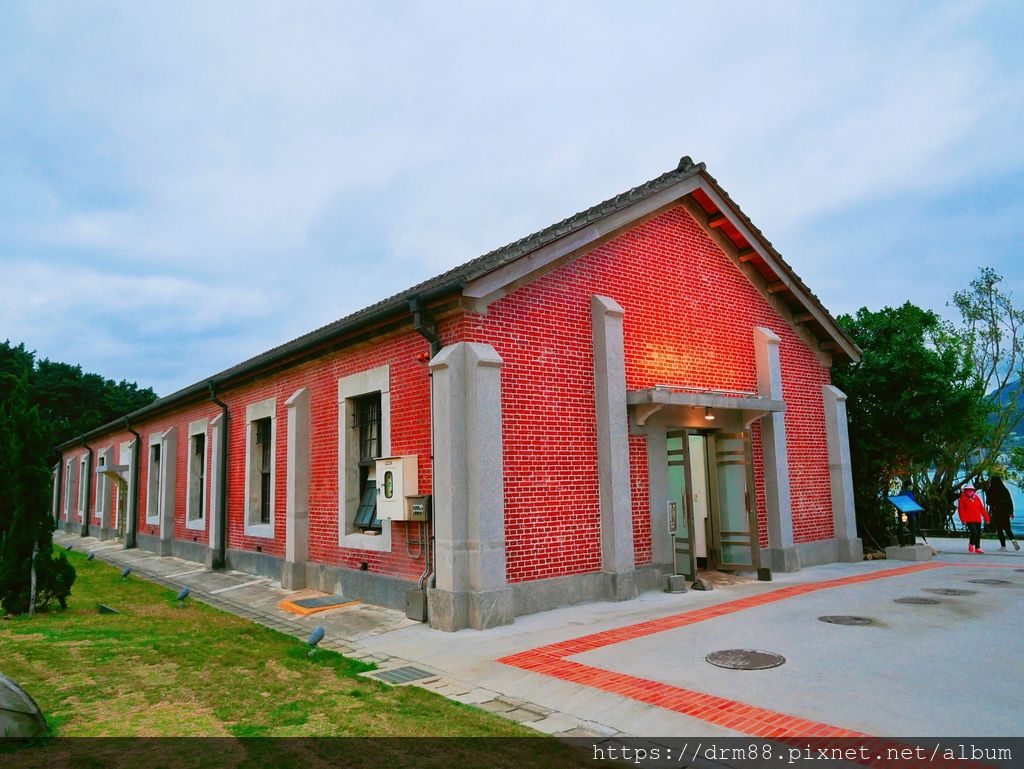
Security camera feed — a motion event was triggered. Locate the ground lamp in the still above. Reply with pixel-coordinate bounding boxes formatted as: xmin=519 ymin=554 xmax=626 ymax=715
xmin=121 ymin=566 xmax=132 ymax=580
xmin=87 ymin=552 xmax=95 ymax=561
xmin=307 ymin=626 xmax=325 ymax=657
xmin=176 ymin=587 xmax=190 ymax=608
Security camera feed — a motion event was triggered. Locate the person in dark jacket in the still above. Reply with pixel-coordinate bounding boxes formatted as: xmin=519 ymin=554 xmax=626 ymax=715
xmin=958 ymin=483 xmax=990 ymax=554
xmin=986 ymin=474 xmax=1020 ymax=551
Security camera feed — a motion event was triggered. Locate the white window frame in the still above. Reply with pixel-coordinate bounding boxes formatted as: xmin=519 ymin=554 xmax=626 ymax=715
xmin=146 ymin=432 xmax=163 ymax=523
xmin=78 ymin=455 xmax=88 ymax=521
xmin=244 ymin=398 xmax=277 ymax=539
xmin=117 ymin=440 xmax=132 ymax=530
xmin=95 ymin=446 xmax=111 ymax=522
xmin=63 ymin=459 xmax=73 ymax=519
xmin=185 ymin=418 xmax=209 ymax=530
xmin=338 ymin=365 xmax=392 ymax=553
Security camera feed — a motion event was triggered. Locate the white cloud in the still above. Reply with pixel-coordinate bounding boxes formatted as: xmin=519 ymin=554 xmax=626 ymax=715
xmin=0 ymin=0 xmax=1021 ymax=392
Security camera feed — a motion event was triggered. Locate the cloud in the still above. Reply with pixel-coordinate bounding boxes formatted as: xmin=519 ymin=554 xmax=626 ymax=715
xmin=0 ymin=0 xmax=1021 ymax=393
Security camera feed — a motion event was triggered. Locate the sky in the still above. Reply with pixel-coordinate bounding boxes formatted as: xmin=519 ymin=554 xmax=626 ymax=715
xmin=1 ymin=1 xmax=1022 ymax=396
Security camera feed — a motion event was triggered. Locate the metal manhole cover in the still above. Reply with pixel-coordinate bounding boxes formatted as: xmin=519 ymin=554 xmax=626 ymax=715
xmin=706 ymin=649 xmax=785 ymax=670
xmin=968 ymin=579 xmax=1012 ymax=586
xmin=369 ymin=666 xmax=437 ymax=685
xmin=818 ymin=615 xmax=872 ymax=626
xmin=923 ymin=588 xmax=977 ymax=596
xmin=894 ymin=597 xmax=941 ymax=605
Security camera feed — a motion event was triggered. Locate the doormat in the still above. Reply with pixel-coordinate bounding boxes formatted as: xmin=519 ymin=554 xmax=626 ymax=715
xmin=278 ymin=594 xmax=359 ymax=616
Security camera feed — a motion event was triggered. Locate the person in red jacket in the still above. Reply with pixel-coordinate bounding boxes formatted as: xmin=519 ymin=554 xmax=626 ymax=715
xmin=958 ymin=483 xmax=991 ymax=554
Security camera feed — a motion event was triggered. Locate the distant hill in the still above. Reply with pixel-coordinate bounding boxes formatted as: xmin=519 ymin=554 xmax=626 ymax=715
xmin=990 ymin=379 xmax=1024 ymax=440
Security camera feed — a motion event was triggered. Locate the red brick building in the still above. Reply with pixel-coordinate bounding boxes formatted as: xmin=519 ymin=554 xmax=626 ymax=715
xmin=54 ymin=157 xmax=862 ymax=631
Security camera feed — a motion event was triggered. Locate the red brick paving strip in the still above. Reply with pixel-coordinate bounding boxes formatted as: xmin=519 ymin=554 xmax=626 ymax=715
xmin=498 ymin=563 xmax=951 ymax=739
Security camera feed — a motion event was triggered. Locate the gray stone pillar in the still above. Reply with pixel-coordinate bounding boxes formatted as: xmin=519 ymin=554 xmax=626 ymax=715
xmin=206 ymin=414 xmax=222 ymax=568
xmin=283 ymin=387 xmax=310 ymax=589
xmin=158 ymin=427 xmax=177 ymax=556
xmin=428 ymin=342 xmax=513 ymax=631
xmin=753 ymin=327 xmax=799 ymax=573
xmin=823 ymin=385 xmax=863 ymax=562
xmin=592 ymin=295 xmax=638 ymax=600
xmin=97 ymin=446 xmax=115 ymax=539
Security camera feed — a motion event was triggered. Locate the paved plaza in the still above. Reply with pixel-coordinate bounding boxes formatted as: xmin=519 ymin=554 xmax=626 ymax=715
xmin=54 ymin=532 xmax=1023 ymax=739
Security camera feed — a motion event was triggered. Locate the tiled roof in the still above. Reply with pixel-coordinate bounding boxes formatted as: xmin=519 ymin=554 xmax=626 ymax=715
xmin=59 ymin=156 xmax=856 ymax=447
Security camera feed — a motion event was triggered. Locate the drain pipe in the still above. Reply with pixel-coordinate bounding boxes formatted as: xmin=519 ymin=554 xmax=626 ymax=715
xmin=409 ymin=297 xmax=441 ymax=603
xmin=124 ymin=419 xmax=141 ymax=549
xmin=80 ymin=438 xmax=94 ymax=538
xmin=208 ymin=381 xmax=229 ymax=570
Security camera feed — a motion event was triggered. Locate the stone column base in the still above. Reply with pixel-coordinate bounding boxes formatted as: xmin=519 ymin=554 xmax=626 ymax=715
xmin=156 ymin=538 xmax=173 ymax=556
xmin=604 ymin=570 xmax=639 ymax=601
xmin=281 ymin=561 xmax=306 ymax=590
xmin=764 ymin=546 xmax=801 ymax=573
xmin=427 ymin=587 xmax=514 ymax=631
xmin=836 ymin=537 xmax=864 ymax=563
xmin=884 ymin=544 xmax=933 ymax=562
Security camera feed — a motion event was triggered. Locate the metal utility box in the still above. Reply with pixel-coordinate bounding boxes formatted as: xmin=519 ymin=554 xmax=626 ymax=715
xmin=375 ymin=455 xmax=418 ymax=520
xmin=406 ymin=588 xmax=428 ymax=622
xmin=406 ymin=495 xmax=430 ymax=522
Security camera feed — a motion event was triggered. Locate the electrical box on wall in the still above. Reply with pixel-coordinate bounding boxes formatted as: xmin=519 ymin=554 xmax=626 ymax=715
xmin=406 ymin=495 xmax=430 ymax=522
xmin=375 ymin=455 xmax=419 ymax=520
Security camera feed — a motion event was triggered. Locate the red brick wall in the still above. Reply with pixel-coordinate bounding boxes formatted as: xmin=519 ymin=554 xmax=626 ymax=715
xmin=59 ymin=324 xmax=439 ymax=583
xmin=463 ymin=204 xmax=833 ymax=583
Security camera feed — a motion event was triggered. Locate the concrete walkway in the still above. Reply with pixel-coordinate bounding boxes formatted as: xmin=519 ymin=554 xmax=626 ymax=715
xmin=54 ymin=532 xmax=1023 ymax=738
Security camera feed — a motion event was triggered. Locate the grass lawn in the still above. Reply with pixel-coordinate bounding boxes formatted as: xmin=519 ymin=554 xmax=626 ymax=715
xmin=0 ymin=550 xmax=591 ymax=767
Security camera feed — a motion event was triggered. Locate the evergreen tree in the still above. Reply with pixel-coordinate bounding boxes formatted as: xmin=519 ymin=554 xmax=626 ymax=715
xmin=0 ymin=359 xmax=75 ymax=614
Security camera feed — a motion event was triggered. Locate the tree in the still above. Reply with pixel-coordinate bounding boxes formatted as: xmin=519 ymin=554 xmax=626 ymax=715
xmin=919 ymin=268 xmax=1024 ymax=519
xmin=0 ymin=359 xmax=75 ymax=614
xmin=832 ymin=303 xmax=986 ymax=547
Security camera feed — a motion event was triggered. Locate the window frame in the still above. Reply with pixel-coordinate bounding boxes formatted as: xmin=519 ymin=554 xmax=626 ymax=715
xmin=244 ymin=398 xmax=277 ymax=539
xmin=146 ymin=433 xmax=163 ymax=524
xmin=337 ymin=365 xmax=392 ymax=553
xmin=186 ymin=418 xmax=209 ymax=530
xmin=78 ymin=455 xmax=88 ymax=521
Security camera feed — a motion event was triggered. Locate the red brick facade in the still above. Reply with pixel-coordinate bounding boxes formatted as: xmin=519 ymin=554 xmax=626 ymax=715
xmin=57 ymin=185 xmax=848 ymax=613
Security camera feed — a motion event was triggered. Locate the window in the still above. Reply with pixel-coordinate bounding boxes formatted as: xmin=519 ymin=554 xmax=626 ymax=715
xmin=244 ymin=398 xmax=276 ymax=537
xmin=96 ymin=451 xmax=107 ymax=520
xmin=186 ymin=420 xmax=208 ymax=529
xmin=337 ymin=365 xmax=391 ymax=552
xmin=352 ymin=394 xmax=381 ymax=530
xmin=78 ymin=456 xmax=88 ymax=520
xmin=147 ymin=441 xmax=162 ymax=522
xmin=63 ymin=459 xmax=74 ymax=520
xmin=255 ymin=418 xmax=271 ymax=524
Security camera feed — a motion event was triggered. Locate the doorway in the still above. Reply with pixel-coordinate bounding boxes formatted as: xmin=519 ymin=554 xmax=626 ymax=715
xmin=666 ymin=429 xmax=761 ymax=579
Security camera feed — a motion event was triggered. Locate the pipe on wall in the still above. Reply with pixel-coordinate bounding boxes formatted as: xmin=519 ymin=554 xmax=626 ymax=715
xmin=124 ymin=419 xmax=141 ymax=550
xmin=409 ymin=297 xmax=440 ymax=601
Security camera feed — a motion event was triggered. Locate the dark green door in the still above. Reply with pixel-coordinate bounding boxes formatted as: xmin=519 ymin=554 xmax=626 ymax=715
xmin=666 ymin=430 xmax=697 ymax=580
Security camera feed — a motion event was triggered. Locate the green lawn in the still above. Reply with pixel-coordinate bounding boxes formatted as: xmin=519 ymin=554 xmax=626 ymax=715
xmin=0 ymin=550 xmax=549 ymax=739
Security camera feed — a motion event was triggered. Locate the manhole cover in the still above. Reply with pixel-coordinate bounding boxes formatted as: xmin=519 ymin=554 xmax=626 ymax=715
xmin=968 ymin=579 xmax=1012 ymax=586
xmin=369 ymin=666 xmax=437 ymax=685
xmin=923 ymin=588 xmax=977 ymax=596
xmin=818 ymin=615 xmax=872 ymax=626
xmin=894 ymin=597 xmax=941 ymax=605
xmin=705 ymin=649 xmax=785 ymax=670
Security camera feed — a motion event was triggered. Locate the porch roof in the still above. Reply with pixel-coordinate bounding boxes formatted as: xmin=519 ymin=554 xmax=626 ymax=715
xmin=626 ymin=386 xmax=785 ymax=426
